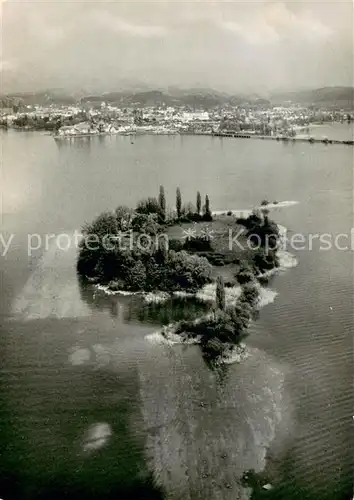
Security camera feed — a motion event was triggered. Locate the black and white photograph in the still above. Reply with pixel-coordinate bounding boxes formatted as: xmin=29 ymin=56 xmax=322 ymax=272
xmin=0 ymin=1 xmax=353 ymax=499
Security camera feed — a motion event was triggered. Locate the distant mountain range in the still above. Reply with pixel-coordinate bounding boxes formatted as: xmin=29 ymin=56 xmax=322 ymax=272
xmin=270 ymin=86 xmax=354 ymax=109
xmin=1 ymin=86 xmax=353 ymax=110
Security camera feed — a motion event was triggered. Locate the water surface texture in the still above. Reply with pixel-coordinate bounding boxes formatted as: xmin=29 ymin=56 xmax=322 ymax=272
xmin=1 ymin=128 xmax=353 ymax=499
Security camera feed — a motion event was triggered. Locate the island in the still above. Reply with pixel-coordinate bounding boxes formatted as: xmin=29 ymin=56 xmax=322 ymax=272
xmin=77 ymin=188 xmax=281 ymax=363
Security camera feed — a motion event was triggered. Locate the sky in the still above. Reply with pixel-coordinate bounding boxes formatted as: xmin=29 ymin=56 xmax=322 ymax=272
xmin=0 ymin=0 xmax=353 ymax=94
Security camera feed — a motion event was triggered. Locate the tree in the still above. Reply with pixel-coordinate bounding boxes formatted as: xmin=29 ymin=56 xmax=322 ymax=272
xmin=158 ymin=185 xmax=166 ymax=221
xmin=216 ymin=275 xmax=226 ymax=311
xmin=236 ymin=263 xmax=254 ymax=285
xmin=115 ymin=205 xmax=133 ymax=231
xmin=240 ymin=282 xmax=259 ymax=308
xmin=203 ymin=194 xmax=212 ymax=221
xmin=176 ymin=187 xmax=182 ymax=218
xmin=167 ymin=250 xmax=212 ymax=290
xmin=136 ymin=197 xmax=161 ymax=216
xmin=196 ymin=191 xmax=202 ymax=215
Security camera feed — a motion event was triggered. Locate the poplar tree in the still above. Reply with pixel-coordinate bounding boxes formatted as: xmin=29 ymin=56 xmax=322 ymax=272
xmin=176 ymin=187 xmax=182 ymax=218
xmin=204 ymin=194 xmax=211 ymax=220
xmin=196 ymin=191 xmax=201 ymax=215
xmin=216 ymin=275 xmax=226 ymax=311
xmin=158 ymin=185 xmax=166 ymax=220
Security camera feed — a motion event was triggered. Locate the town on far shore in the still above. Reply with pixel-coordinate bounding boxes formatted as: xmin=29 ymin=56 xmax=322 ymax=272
xmin=0 ymin=87 xmax=353 ymax=143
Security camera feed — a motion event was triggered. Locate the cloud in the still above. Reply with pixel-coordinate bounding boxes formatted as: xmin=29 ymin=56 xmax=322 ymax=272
xmin=264 ymin=2 xmax=333 ymax=42
xmin=221 ymin=19 xmax=279 ymax=45
xmin=220 ymin=2 xmax=333 ymax=45
xmin=96 ymin=11 xmax=169 ymax=38
xmin=29 ymin=17 xmax=67 ymax=43
xmin=0 ymin=0 xmax=350 ymax=93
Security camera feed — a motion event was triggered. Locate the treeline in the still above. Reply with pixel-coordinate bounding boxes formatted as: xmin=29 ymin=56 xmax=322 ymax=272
xmin=135 ymin=185 xmax=213 ymax=224
xmin=1 ymin=113 xmax=88 ymax=131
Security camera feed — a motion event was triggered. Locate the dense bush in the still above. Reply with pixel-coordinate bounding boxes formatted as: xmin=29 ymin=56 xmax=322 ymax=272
xmin=236 ymin=263 xmax=255 ymax=285
xmin=239 ymin=282 xmax=260 ymax=307
xmin=115 ymin=205 xmax=134 ymax=231
xmin=168 ymin=239 xmax=184 ymax=252
xmin=237 ymin=209 xmax=279 ymax=249
xmin=78 ymin=235 xmax=212 ymax=292
xmin=176 ymin=309 xmax=249 ymax=347
xmin=136 ymin=197 xmax=163 ymax=218
xmin=125 ymin=260 xmax=147 ymax=290
xmin=131 ymin=213 xmax=160 ymax=235
xmin=82 ymin=211 xmax=119 ymax=238
xmin=183 ymin=236 xmax=213 ymax=252
xmin=251 ymin=247 xmax=279 ymax=274
xmin=77 ymin=212 xmax=120 ymax=277
xmin=167 ymin=251 xmax=213 ymax=291
xmin=236 ymin=209 xmax=263 ymax=231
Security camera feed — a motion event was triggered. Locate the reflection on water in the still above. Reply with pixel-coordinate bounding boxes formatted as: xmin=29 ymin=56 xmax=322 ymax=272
xmin=78 ymin=278 xmax=209 ymax=325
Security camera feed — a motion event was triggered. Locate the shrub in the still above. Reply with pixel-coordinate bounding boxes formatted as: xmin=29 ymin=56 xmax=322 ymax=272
xmin=237 ymin=209 xmax=262 ymax=230
xmin=78 ymin=212 xmax=121 ymax=278
xmin=125 ymin=260 xmax=147 ymax=290
xmin=179 ymin=308 xmax=248 ymax=348
xmin=240 ymin=282 xmax=260 ymax=307
xmin=77 ymin=239 xmax=100 ymax=277
xmin=236 ymin=263 xmax=255 ymax=285
xmin=115 ymin=205 xmax=134 ymax=231
xmin=251 ymin=247 xmax=279 ymax=273
xmin=145 ymin=256 xmax=167 ymax=290
xmin=183 ymin=236 xmax=212 ymax=252
xmin=132 ymin=213 xmax=160 ymax=235
xmin=136 ymin=197 xmax=162 ymax=217
xmin=202 ymin=212 xmax=213 ymax=222
xmin=238 ymin=208 xmax=279 ymax=249
xmin=168 ymin=239 xmax=184 ymax=252
xmin=201 ymin=338 xmax=227 ymax=361
xmin=167 ymin=251 xmax=212 ymax=290
xmin=93 ymin=246 xmax=127 ymax=282
xmin=82 ymin=211 xmax=118 ymax=238
xmin=227 ymin=211 xmax=232 ymax=216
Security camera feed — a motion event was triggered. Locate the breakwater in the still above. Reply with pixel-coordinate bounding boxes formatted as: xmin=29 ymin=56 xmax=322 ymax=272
xmin=211 ymin=132 xmax=354 ymax=145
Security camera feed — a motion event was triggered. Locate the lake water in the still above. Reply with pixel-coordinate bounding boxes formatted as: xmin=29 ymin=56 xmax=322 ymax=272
xmin=0 ymin=126 xmax=353 ymax=499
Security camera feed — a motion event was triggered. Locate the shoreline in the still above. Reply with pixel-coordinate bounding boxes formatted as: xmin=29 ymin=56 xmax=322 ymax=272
xmin=3 ymin=127 xmax=353 ymax=145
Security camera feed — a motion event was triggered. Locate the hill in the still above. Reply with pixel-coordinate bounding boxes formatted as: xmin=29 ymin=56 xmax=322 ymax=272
xmin=1 ymin=86 xmax=353 ymax=110
xmin=270 ymin=86 xmax=354 ymax=109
